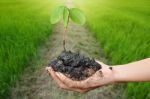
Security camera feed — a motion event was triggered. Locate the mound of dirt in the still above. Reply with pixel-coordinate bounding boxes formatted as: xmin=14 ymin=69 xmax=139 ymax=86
xmin=48 ymin=51 xmax=102 ymax=80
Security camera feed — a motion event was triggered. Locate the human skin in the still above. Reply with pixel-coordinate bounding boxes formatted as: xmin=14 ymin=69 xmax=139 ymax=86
xmin=46 ymin=58 xmax=150 ymax=93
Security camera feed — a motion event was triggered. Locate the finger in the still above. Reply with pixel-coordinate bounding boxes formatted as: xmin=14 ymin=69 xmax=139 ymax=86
xmin=47 ymin=67 xmax=90 ymax=92
xmin=47 ymin=67 xmax=68 ymax=88
xmin=57 ymin=73 xmax=89 ymax=89
xmin=95 ymin=60 xmax=106 ymax=66
xmin=47 ymin=67 xmax=69 ymax=88
xmin=56 ymin=72 xmax=92 ymax=92
xmin=82 ymin=71 xmax=103 ymax=88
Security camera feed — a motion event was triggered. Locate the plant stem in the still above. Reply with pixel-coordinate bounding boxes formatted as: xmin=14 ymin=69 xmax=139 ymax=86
xmin=63 ymin=10 xmax=69 ymax=51
xmin=63 ymin=2 xmax=70 ymax=51
xmin=63 ymin=28 xmax=67 ymax=51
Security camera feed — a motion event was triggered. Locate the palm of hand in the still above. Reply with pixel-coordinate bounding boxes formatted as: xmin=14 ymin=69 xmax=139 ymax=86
xmin=46 ymin=61 xmax=114 ymax=93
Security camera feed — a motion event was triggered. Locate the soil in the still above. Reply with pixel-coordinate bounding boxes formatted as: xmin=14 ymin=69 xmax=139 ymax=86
xmin=49 ymin=51 xmax=101 ymax=80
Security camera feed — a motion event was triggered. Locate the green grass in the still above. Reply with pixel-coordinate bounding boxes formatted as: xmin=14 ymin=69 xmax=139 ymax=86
xmin=0 ymin=0 xmax=56 ymax=98
xmin=73 ymin=0 xmax=150 ymax=98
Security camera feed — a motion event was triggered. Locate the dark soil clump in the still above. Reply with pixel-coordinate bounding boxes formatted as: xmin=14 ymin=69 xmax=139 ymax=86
xmin=48 ymin=51 xmax=102 ymax=80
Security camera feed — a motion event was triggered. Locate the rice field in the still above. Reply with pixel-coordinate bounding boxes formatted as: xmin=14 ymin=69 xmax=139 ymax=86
xmin=0 ymin=0 xmax=55 ymax=98
xmin=73 ymin=0 xmax=150 ymax=98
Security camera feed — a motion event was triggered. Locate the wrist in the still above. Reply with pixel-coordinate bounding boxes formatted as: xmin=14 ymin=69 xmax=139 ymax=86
xmin=112 ymin=65 xmax=124 ymax=83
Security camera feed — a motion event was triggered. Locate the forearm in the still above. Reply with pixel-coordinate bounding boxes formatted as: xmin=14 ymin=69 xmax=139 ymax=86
xmin=113 ymin=58 xmax=150 ymax=82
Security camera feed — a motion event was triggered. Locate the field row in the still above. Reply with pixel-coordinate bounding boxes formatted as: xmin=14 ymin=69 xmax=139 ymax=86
xmin=0 ymin=0 xmax=57 ymax=98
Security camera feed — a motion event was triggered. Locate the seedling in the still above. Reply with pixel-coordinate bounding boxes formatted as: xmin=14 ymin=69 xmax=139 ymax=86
xmin=49 ymin=6 xmax=102 ymax=81
xmin=50 ymin=6 xmax=86 ymax=50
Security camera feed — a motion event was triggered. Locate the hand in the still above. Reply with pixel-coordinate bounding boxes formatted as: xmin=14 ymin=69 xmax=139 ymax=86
xmin=46 ymin=61 xmax=116 ymax=93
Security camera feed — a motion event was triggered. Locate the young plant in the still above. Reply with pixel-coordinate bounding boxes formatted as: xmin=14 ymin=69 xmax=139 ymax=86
xmin=50 ymin=6 xmax=86 ymax=51
xmin=49 ymin=6 xmax=103 ymax=81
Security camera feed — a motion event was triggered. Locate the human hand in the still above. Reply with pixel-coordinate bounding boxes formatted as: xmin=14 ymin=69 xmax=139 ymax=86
xmin=46 ymin=61 xmax=116 ymax=93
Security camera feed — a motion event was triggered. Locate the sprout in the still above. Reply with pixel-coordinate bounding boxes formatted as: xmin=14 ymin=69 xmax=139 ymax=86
xmin=50 ymin=6 xmax=86 ymax=51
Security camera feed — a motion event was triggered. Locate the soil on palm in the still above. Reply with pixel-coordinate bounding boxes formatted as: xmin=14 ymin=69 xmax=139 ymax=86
xmin=48 ymin=50 xmax=102 ymax=80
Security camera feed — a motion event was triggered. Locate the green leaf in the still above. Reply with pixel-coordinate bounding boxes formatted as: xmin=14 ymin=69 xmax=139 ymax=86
xmin=69 ymin=8 xmax=86 ymax=25
xmin=63 ymin=7 xmax=69 ymax=28
xmin=50 ymin=6 xmax=65 ymax=24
